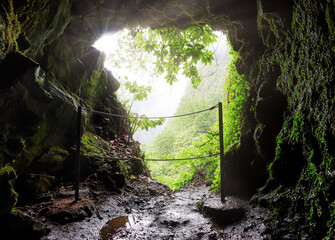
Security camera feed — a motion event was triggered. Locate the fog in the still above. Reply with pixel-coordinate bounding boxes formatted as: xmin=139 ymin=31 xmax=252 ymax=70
xmin=118 ymin=68 xmax=188 ymax=144
xmin=131 ymin=74 xmax=188 ymax=144
xmin=93 ymin=30 xmax=227 ymax=144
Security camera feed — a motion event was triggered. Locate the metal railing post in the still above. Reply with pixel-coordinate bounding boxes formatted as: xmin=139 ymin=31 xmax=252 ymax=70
xmin=75 ymin=105 xmax=82 ymax=201
xmin=218 ymin=102 xmax=225 ymax=203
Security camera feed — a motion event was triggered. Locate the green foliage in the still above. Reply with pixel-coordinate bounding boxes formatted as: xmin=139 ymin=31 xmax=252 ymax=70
xmin=221 ymin=49 xmax=248 ymax=148
xmin=107 ymin=25 xmax=217 ymax=88
xmin=104 ymin=26 xmax=246 ymax=192
xmin=124 ymin=81 xmax=151 ymax=101
xmin=103 ymin=25 xmax=218 ymax=136
xmin=0 ymin=164 xmax=18 ymax=214
xmin=133 ymin=115 xmax=165 ymax=132
xmin=119 ymin=81 xmax=165 ymax=134
xmin=117 ymin=79 xmax=165 ymax=135
xmin=0 ymin=164 xmax=16 ymax=179
xmin=134 ymin=25 xmax=217 ymax=87
xmin=146 ymin=46 xmax=248 ymax=192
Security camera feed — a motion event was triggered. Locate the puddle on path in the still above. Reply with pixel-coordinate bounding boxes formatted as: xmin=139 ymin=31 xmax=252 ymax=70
xmin=43 ymin=182 xmax=271 ymax=240
xmin=100 ymin=216 xmax=130 ymax=239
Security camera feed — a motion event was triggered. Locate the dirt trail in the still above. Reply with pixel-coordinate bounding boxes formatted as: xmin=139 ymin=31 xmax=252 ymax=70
xmin=23 ymin=176 xmax=272 ymax=240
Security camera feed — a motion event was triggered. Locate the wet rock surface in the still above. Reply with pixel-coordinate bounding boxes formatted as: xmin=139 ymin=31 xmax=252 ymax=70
xmin=19 ymin=176 xmax=276 ymax=240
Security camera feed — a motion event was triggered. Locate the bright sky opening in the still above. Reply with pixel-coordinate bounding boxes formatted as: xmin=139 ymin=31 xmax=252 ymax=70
xmin=93 ymin=30 xmax=228 ymax=144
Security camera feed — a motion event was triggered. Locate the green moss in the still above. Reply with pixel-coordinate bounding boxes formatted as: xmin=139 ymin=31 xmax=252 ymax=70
xmin=325 ymin=4 xmax=335 ymax=42
xmin=15 ymin=120 xmax=49 ymax=171
xmin=81 ymin=132 xmax=107 ymax=156
xmin=0 ymin=0 xmax=21 ymax=55
xmin=0 ymin=164 xmax=18 ymax=215
xmin=1 ymin=208 xmax=46 ymax=239
xmin=258 ymin=0 xmax=335 ymax=238
xmin=118 ymin=160 xmax=129 ymax=177
xmin=50 ymin=145 xmax=68 ymax=155
xmin=17 ymin=0 xmax=49 ymax=29
xmin=81 ymin=68 xmax=108 ymax=107
xmin=270 ymin=207 xmax=279 ymax=219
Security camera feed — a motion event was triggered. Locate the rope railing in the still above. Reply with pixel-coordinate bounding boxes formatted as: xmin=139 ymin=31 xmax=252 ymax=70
xmin=81 ymin=104 xmax=219 ymax=162
xmin=74 ymin=102 xmax=225 ymax=202
xmin=144 ymin=153 xmax=220 ymax=161
xmin=87 ymin=104 xmax=218 ymax=119
xmin=81 ymin=153 xmax=220 ymax=161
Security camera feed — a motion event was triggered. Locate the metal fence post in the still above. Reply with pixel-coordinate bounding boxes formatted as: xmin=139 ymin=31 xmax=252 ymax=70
xmin=75 ymin=105 xmax=82 ymax=201
xmin=218 ymin=102 xmax=225 ymax=203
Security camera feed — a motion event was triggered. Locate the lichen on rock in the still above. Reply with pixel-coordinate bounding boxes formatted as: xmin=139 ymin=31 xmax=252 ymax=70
xmin=0 ymin=164 xmax=18 ymax=215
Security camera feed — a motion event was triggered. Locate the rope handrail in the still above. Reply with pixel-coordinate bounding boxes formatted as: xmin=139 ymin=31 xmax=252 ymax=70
xmin=87 ymin=104 xmax=218 ymax=120
xmin=145 ymin=153 xmax=220 ymax=161
xmin=81 ymin=153 xmax=220 ymax=161
xmin=74 ymin=101 xmax=225 ymax=202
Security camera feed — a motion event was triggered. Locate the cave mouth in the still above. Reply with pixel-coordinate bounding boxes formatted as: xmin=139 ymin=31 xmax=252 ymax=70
xmin=91 ymin=26 xmax=231 ymax=141
xmin=2 ymin=1 xmax=334 ymax=239
xmin=91 ymin=25 xmax=248 ymax=192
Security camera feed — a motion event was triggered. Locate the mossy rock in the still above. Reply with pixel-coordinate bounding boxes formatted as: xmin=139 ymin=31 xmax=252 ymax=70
xmin=0 ymin=210 xmax=47 ymax=240
xmin=0 ymin=165 xmax=18 ymax=215
xmin=15 ymin=83 xmax=83 ymax=173
xmin=33 ymin=145 xmax=69 ymax=175
xmin=15 ymin=173 xmax=57 ymax=203
xmin=118 ymin=160 xmax=129 ymax=176
xmin=126 ymin=157 xmax=146 ymax=176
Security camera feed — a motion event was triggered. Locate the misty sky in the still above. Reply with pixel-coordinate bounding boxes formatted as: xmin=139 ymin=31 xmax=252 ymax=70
xmin=93 ymin=31 xmax=228 ymax=144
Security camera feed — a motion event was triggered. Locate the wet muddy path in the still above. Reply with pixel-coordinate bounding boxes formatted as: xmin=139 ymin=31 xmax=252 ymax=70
xmin=26 ymin=176 xmax=273 ymax=240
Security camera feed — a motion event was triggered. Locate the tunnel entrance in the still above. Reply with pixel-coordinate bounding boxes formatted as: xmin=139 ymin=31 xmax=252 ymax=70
xmin=1 ymin=0 xmax=334 ymax=239
xmin=92 ymin=25 xmax=249 ymax=195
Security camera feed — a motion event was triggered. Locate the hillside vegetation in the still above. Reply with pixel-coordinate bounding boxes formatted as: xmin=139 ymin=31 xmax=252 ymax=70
xmin=146 ymin=46 xmax=249 ymax=191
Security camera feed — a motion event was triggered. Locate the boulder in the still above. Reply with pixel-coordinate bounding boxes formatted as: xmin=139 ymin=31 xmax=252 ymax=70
xmin=106 ymin=69 xmax=120 ymax=92
xmin=94 ymin=164 xmax=127 ymax=192
xmin=33 ymin=146 xmax=69 ymax=176
xmin=15 ymin=173 xmax=57 ymax=202
xmin=43 ymin=196 xmax=94 ymax=224
xmin=97 ymin=169 xmax=117 ymax=192
xmin=201 ymin=205 xmax=246 ymax=227
xmin=16 ymin=82 xmax=86 ymax=172
xmin=0 ymin=211 xmax=47 ymax=240
xmin=0 ymin=63 xmax=53 ymax=176
xmin=127 ymin=157 xmax=146 ymax=176
xmin=0 ymin=63 xmax=51 ymax=141
xmin=110 ymin=173 xmax=126 ymax=189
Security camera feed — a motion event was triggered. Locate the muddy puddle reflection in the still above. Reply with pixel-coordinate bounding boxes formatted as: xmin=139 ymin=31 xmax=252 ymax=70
xmin=43 ymin=180 xmax=271 ymax=240
xmin=100 ymin=216 xmax=130 ymax=239
xmin=100 ymin=214 xmax=153 ymax=240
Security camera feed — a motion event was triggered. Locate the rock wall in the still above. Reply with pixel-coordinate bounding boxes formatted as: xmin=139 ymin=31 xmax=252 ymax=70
xmin=0 ymin=0 xmax=131 ymax=204
xmin=254 ymin=1 xmax=335 ymax=238
xmin=0 ymin=0 xmax=237 ymax=203
xmin=0 ymin=0 xmax=334 ymax=238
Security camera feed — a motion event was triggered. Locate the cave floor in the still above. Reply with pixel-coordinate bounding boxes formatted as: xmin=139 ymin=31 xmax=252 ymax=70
xmin=20 ymin=176 xmax=276 ymax=240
